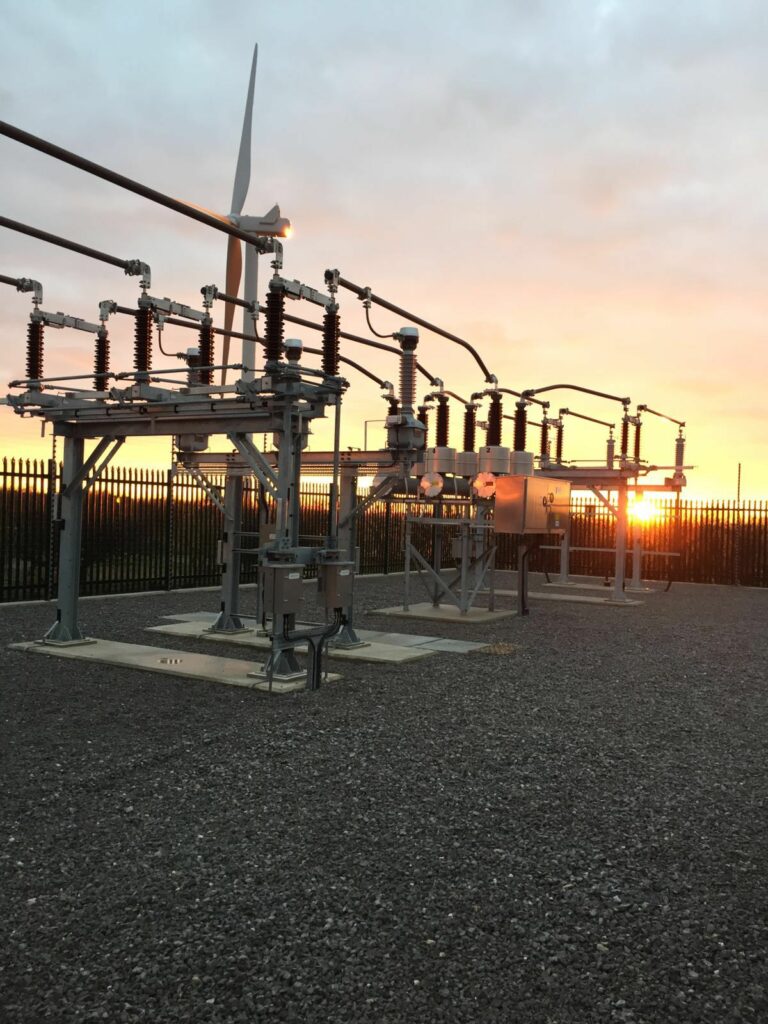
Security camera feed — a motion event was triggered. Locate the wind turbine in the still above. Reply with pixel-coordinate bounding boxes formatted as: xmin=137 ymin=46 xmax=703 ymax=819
xmin=209 ymin=44 xmax=291 ymax=383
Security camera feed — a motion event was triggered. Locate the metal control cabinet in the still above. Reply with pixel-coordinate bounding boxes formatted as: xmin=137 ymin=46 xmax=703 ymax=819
xmin=317 ymin=562 xmax=355 ymax=610
xmin=494 ymin=475 xmax=571 ymax=535
xmin=263 ymin=564 xmax=305 ymax=616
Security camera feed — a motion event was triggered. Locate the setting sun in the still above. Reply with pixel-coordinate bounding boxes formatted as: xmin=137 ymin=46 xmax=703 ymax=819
xmin=628 ymin=497 xmax=660 ymax=523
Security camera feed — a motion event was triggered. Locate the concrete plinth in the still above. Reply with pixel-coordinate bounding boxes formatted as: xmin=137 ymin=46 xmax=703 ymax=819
xmin=488 ymin=588 xmax=642 ymax=607
xmin=156 ymin=614 xmax=491 ymax=657
xmin=147 ymin=621 xmax=435 ymax=664
xmin=373 ymin=603 xmax=515 ymax=624
xmin=9 ymin=639 xmax=340 ymax=691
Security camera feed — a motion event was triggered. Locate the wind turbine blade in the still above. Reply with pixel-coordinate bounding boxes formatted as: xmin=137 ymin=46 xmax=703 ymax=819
xmin=230 ymin=43 xmax=257 ymax=217
xmin=220 ymin=235 xmax=243 ymax=386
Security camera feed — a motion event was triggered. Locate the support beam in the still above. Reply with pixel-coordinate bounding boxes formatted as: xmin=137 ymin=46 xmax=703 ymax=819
xmin=62 ymin=436 xmax=124 ymax=498
xmin=183 ymin=465 xmax=226 ymax=514
xmin=557 ymin=516 xmax=573 ymax=585
xmin=227 ymin=432 xmax=278 ymax=499
xmin=209 ymin=471 xmax=249 ymax=633
xmin=332 ymin=466 xmax=367 ymax=648
xmin=43 ymin=436 xmax=91 ymax=644
xmin=613 ymin=483 xmax=629 ymax=602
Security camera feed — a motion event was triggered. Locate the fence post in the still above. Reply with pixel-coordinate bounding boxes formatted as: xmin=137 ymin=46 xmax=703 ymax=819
xmin=45 ymin=457 xmax=58 ymax=600
xmin=164 ymin=468 xmax=174 ymax=591
xmin=383 ymin=498 xmax=391 ymax=575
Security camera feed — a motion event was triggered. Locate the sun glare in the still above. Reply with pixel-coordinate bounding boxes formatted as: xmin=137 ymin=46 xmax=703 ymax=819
xmin=628 ymin=497 xmax=660 ymax=523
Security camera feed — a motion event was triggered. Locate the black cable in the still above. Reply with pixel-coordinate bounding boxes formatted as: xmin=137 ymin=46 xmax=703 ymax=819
xmin=364 ymin=303 xmax=394 ymax=339
xmin=156 ymin=326 xmax=179 ymax=358
xmin=302 ymin=346 xmax=380 ymax=386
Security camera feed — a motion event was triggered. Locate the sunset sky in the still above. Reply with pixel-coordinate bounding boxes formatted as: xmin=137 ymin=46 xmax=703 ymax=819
xmin=1 ymin=0 xmax=766 ymax=498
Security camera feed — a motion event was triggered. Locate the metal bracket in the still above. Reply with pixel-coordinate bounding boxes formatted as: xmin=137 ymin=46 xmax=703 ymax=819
xmin=143 ymin=294 xmax=205 ymax=322
xmin=275 ymin=276 xmax=332 ymax=308
xmin=407 ymin=544 xmax=462 ymax=609
xmin=35 ymin=309 xmax=101 ymax=334
xmin=62 ymin=436 xmax=124 ymax=499
xmin=338 ymin=473 xmax=402 ymax=529
xmin=182 ymin=464 xmax=226 ymax=514
xmin=589 ymin=487 xmax=618 ymax=517
xmin=226 ymin=432 xmax=279 ymax=499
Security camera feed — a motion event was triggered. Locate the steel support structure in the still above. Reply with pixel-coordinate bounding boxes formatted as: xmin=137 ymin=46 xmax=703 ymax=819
xmin=209 ymin=469 xmax=248 ymax=633
xmin=43 ymin=436 xmax=91 ymax=644
xmin=331 ymin=465 xmax=367 ymax=648
xmin=403 ymin=513 xmax=496 ymax=615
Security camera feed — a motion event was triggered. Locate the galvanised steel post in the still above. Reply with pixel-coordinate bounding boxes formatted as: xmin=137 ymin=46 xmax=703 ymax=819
xmin=43 ymin=436 xmax=90 ymax=644
xmin=557 ymin=515 xmax=572 ymax=584
xmin=210 ymin=469 xmax=246 ymax=632
xmin=332 ymin=465 xmax=365 ymax=648
xmin=613 ymin=483 xmax=629 ymax=602
xmin=630 ymin=521 xmax=643 ymax=590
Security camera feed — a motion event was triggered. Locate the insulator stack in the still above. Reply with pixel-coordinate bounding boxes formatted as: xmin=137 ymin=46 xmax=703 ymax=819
xmin=387 ymin=397 xmax=400 ymax=416
xmin=606 ymin=436 xmax=616 ymax=467
xmin=418 ymin=405 xmax=430 ymax=443
xmin=540 ymin=421 xmax=549 ymax=460
xmin=463 ymin=405 xmax=476 ymax=451
xmin=435 ymin=397 xmax=450 ymax=448
xmin=264 ymin=287 xmax=285 ymax=362
xmin=555 ymin=424 xmax=564 ymax=464
xmin=197 ymin=322 xmax=214 ymax=385
xmin=134 ymin=306 xmax=153 ymax=374
xmin=26 ymin=321 xmax=44 ymax=383
xmin=186 ymin=349 xmax=202 ymax=387
xmin=634 ymin=422 xmax=642 ymax=463
xmin=675 ymin=435 xmax=685 ymax=470
xmin=399 ymin=353 xmax=416 ymax=413
xmin=513 ymin=403 xmax=527 ymax=452
xmin=93 ymin=328 xmax=109 ymax=390
xmin=322 ymin=306 xmax=340 ymax=376
xmin=486 ymin=394 xmax=502 ymax=446
xmin=620 ymin=419 xmax=630 ymax=459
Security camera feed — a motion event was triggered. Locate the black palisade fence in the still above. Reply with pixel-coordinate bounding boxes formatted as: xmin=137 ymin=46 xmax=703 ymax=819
xmin=1 ymin=457 xmax=767 ymax=602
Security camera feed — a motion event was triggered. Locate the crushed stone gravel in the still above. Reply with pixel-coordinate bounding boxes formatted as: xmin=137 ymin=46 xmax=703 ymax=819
xmin=2 ymin=573 xmax=767 ymax=1023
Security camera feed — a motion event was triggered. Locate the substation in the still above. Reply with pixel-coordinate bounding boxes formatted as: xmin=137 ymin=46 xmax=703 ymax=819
xmin=0 ymin=49 xmax=690 ymax=693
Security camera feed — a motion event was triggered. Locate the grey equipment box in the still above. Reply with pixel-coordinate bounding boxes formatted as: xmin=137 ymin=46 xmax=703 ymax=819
xmin=317 ymin=562 xmax=355 ymax=610
xmin=494 ymin=475 xmax=571 ymax=535
xmin=263 ymin=564 xmax=305 ymax=616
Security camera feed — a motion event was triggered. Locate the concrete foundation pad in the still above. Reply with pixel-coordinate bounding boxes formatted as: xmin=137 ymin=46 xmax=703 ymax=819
xmin=542 ymin=581 xmax=616 ymax=592
xmin=38 ymin=637 xmax=98 ymax=647
xmin=489 ymin=589 xmax=642 ymax=607
xmin=147 ymin=621 xmax=435 ymax=663
xmin=8 ymin=639 xmax=340 ymax=691
xmin=373 ymin=603 xmax=515 ymax=624
xmin=206 ymin=626 xmax=254 ymax=636
xmin=157 ymin=614 xmax=490 ymax=656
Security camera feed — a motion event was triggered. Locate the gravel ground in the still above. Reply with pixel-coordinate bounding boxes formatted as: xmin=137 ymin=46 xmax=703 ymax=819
xmin=2 ymin=573 xmax=768 ymax=1024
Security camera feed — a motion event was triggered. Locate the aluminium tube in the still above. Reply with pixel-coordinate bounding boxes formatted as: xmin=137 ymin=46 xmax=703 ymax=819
xmin=331 ymin=272 xmax=496 ymax=383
